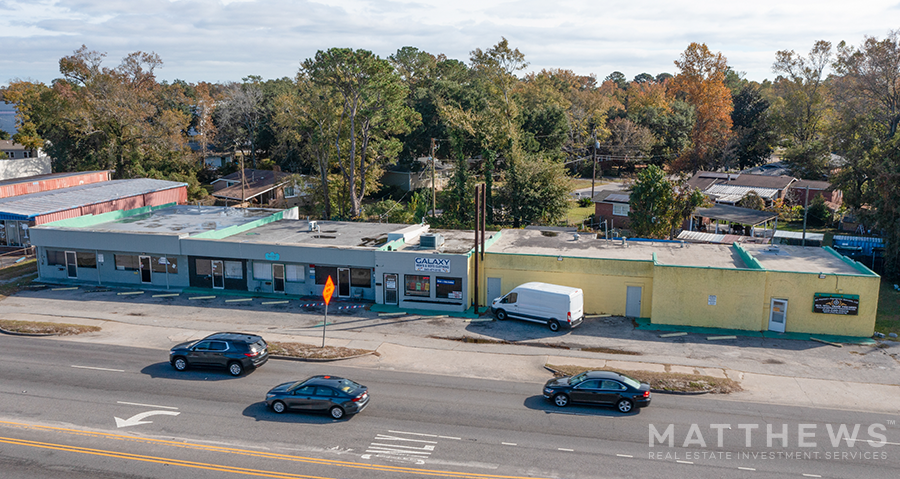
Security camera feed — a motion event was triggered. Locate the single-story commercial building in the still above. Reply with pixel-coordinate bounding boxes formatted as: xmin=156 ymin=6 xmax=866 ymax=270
xmin=31 ymin=204 xmax=477 ymax=312
xmin=0 ymin=178 xmax=187 ymax=247
xmin=31 ymin=206 xmax=879 ymax=337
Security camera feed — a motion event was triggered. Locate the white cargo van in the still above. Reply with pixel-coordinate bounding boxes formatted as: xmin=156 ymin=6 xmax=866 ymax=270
xmin=490 ymin=282 xmax=584 ymax=332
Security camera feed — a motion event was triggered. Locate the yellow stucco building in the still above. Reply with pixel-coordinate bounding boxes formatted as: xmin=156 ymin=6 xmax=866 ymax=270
xmin=480 ymin=230 xmax=878 ymax=338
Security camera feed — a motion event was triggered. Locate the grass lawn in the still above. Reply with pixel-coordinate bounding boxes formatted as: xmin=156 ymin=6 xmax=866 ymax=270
xmin=876 ymin=279 xmax=900 ymax=338
xmin=566 ymin=204 xmax=594 ymax=227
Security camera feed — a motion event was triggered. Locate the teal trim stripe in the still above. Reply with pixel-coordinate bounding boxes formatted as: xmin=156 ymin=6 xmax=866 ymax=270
xmin=823 ymin=246 xmax=879 ymax=276
xmin=732 ymin=242 xmax=764 ymax=269
xmin=41 ymin=202 xmax=177 ymax=228
xmin=190 ymin=210 xmax=286 ymax=239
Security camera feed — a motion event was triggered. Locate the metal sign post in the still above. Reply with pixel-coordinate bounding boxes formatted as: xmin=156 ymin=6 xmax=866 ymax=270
xmin=322 ymin=275 xmax=334 ymax=348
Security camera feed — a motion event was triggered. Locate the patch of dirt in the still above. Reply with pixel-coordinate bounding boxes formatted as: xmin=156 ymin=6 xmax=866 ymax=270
xmin=547 ymin=364 xmax=742 ymax=394
xmin=268 ymin=341 xmax=373 ymax=360
xmin=763 ymin=359 xmax=785 ymax=364
xmin=0 ymin=319 xmax=100 ymax=336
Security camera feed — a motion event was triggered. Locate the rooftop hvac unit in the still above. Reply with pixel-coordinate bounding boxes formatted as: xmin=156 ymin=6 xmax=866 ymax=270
xmin=420 ymin=233 xmax=445 ymax=249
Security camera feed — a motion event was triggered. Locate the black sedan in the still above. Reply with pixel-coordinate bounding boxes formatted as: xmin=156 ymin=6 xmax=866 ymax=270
xmin=543 ymin=370 xmax=651 ymax=413
xmin=266 ymin=375 xmax=369 ymax=420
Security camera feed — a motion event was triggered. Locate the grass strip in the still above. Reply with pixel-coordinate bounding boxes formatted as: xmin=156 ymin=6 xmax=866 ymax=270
xmin=0 ymin=319 xmax=100 ymax=336
xmin=547 ymin=364 xmax=742 ymax=394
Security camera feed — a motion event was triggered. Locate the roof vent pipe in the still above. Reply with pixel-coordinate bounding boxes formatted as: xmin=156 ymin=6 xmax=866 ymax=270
xmin=622 ymin=237 xmax=628 ymax=248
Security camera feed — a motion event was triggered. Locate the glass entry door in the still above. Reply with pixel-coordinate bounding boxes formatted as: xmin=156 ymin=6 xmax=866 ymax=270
xmin=273 ymin=264 xmax=285 ymax=293
xmin=212 ymin=260 xmax=225 ymax=289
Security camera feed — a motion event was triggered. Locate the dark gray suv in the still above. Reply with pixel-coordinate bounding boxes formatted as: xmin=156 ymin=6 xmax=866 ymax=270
xmin=169 ymin=332 xmax=268 ymax=376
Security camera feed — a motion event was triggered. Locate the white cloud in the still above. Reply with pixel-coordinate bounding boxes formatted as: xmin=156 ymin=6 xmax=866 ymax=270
xmin=1 ymin=0 xmax=897 ymax=87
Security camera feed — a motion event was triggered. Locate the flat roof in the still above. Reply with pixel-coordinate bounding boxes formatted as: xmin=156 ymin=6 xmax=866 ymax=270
xmin=488 ymin=229 xmax=741 ymax=268
xmin=489 ymin=229 xmax=870 ymax=274
xmin=693 ymin=204 xmax=778 ymax=225
xmin=0 ymin=170 xmax=110 ymax=187
xmin=397 ymin=229 xmax=475 ymax=254
xmin=215 ymin=219 xmax=404 ymax=248
xmin=0 ymin=178 xmax=186 ymax=220
xmin=742 ymin=244 xmax=864 ymax=274
xmin=40 ymin=204 xmax=280 ymax=236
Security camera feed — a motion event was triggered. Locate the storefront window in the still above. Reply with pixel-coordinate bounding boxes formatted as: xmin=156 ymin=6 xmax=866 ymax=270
xmin=351 ymin=268 xmax=372 ymax=288
xmin=315 ymin=266 xmax=338 ymax=285
xmin=76 ymin=252 xmax=97 ymax=269
xmin=149 ymin=256 xmax=178 ymax=274
xmin=405 ymin=275 xmax=430 ymax=297
xmin=286 ymin=264 xmax=304 ymax=282
xmin=195 ymin=259 xmax=211 ymax=275
xmin=224 ymin=261 xmax=242 ymax=279
xmin=115 ymin=254 xmax=139 ymax=271
xmin=253 ymin=262 xmax=272 ymax=280
xmin=435 ymin=277 xmax=462 ymax=299
xmin=46 ymin=250 xmax=66 ymax=266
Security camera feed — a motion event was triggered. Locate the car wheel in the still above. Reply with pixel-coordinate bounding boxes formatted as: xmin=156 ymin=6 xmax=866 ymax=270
xmin=496 ymin=309 xmax=507 ymax=320
xmin=330 ymin=406 xmax=345 ymax=420
xmin=548 ymin=319 xmax=560 ymax=332
xmin=271 ymin=401 xmax=286 ymax=414
xmin=617 ymin=398 xmax=634 ymax=413
xmin=172 ymin=357 xmax=187 ymax=371
xmin=553 ymin=394 xmax=569 ymax=407
xmin=228 ymin=361 xmax=244 ymax=376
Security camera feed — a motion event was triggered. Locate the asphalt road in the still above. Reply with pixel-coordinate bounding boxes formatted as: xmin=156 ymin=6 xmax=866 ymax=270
xmin=1 ymin=336 xmax=898 ymax=479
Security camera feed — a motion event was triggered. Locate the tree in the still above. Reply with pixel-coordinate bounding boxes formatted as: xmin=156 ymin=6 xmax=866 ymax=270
xmin=738 ymin=191 xmax=766 ymax=210
xmin=604 ymin=71 xmax=627 ymax=89
xmin=628 ymin=165 xmax=706 ymax=239
xmin=303 ymin=48 xmax=419 ymax=218
xmin=771 ymin=40 xmax=833 ymax=178
xmin=670 ymin=43 xmax=734 ymax=173
xmin=726 ymin=85 xmax=775 ymax=170
xmin=272 ymin=74 xmax=340 ymax=219
xmin=598 ymin=118 xmax=654 ymax=160
xmin=834 ymin=30 xmax=900 ymax=139
xmin=633 ymin=73 xmax=655 ymax=84
xmin=496 ymin=155 xmax=570 ymax=227
xmin=469 ymin=37 xmax=529 ymax=160
xmin=216 ymin=79 xmax=264 ymax=168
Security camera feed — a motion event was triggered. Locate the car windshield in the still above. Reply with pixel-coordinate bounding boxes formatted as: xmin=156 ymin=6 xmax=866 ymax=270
xmin=618 ymin=374 xmax=641 ymax=389
xmin=286 ymin=381 xmax=305 ymax=391
xmin=336 ymin=379 xmax=363 ymax=394
xmin=568 ymin=372 xmax=589 ymax=386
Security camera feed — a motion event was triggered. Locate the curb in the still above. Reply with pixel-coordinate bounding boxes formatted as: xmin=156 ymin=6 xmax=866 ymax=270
xmin=270 ymin=351 xmax=376 ymax=363
xmin=545 ymin=365 xmax=712 ymax=395
xmin=0 ymin=327 xmax=58 ymax=337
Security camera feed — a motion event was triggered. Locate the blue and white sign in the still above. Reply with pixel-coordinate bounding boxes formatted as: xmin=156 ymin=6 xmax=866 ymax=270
xmin=415 ymin=257 xmax=451 ymax=273
xmin=265 ymin=252 xmax=280 ymax=261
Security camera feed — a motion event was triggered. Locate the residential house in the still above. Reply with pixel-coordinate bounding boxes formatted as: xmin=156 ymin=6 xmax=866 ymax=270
xmin=211 ymin=168 xmax=306 ymax=208
xmin=0 ymin=140 xmax=51 ymax=180
xmin=592 ymin=190 xmax=631 ymax=229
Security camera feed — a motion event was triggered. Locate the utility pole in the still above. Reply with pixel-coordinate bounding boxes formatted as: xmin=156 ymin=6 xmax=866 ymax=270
xmin=590 ymin=128 xmax=597 ymax=200
xmin=430 ymin=138 xmax=437 ymax=219
xmin=474 ymin=184 xmax=481 ymax=313
xmin=801 ymin=185 xmax=810 ymax=246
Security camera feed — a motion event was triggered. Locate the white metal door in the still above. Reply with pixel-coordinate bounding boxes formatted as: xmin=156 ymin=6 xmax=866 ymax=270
xmin=487 ymin=277 xmax=501 ymax=303
xmin=383 ymin=274 xmax=398 ymax=305
xmin=768 ymin=298 xmax=788 ymax=332
xmin=626 ymin=286 xmax=642 ymax=317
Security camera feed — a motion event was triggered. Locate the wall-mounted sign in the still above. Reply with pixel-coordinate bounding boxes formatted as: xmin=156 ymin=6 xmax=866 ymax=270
xmin=813 ymin=293 xmax=859 ymax=315
xmin=708 ymin=295 xmax=717 ymax=306
xmin=265 ymin=252 xmax=280 ymax=261
xmin=415 ymin=257 xmax=451 ymax=273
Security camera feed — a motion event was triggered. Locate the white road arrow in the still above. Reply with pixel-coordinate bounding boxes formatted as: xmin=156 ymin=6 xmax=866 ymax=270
xmin=114 ymin=410 xmax=180 ymax=428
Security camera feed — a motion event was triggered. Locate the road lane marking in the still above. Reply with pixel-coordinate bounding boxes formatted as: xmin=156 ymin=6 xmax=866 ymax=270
xmin=802 ymin=475 xmax=822 ymax=478
xmin=502 ymin=442 xmax=517 ymax=446
xmin=558 ymin=448 xmax=573 ymax=452
xmin=114 ymin=411 xmax=181 ymax=428
xmin=616 ymin=454 xmax=633 ymax=458
xmin=738 ymin=467 xmax=756 ymax=471
xmin=676 ymin=460 xmax=694 ymax=464
xmin=152 ymin=293 xmax=179 ymax=298
xmin=116 ymin=401 xmax=178 ymax=410
xmin=387 ymin=430 xmax=461 ymax=440
xmin=0 ymin=421 xmax=553 ymax=478
xmin=71 ymin=365 xmax=123 ymax=372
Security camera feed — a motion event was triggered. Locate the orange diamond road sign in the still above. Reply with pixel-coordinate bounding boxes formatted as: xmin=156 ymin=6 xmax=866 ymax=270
xmin=323 ymin=276 xmax=335 ymax=305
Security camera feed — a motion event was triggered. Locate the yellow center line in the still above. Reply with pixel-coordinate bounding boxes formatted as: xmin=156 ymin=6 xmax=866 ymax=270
xmin=0 ymin=420 xmax=550 ymax=479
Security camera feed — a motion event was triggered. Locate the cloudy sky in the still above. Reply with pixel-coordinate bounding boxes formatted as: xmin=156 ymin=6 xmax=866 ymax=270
xmin=1 ymin=0 xmax=898 ymax=88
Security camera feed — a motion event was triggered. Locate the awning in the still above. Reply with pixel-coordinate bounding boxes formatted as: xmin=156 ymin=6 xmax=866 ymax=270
xmin=693 ymin=204 xmax=778 ymax=226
